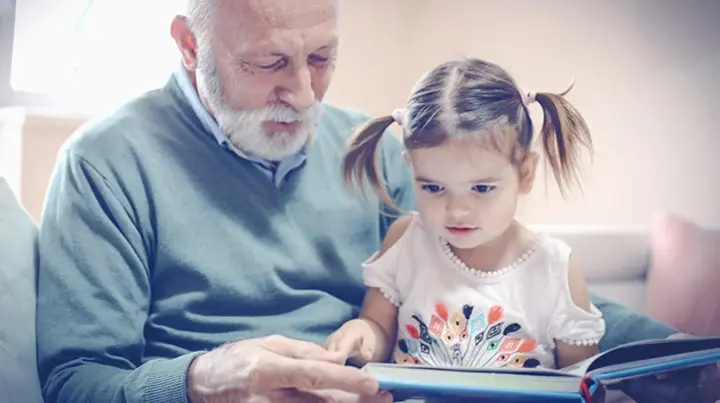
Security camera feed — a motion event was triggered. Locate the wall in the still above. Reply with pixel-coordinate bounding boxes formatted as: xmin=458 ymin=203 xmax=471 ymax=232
xmin=19 ymin=115 xmax=84 ymax=218
xmin=5 ymin=0 xmax=720 ymax=225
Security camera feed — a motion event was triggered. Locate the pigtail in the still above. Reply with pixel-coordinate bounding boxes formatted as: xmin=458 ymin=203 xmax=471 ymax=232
xmin=342 ymin=115 xmax=398 ymax=209
xmin=533 ymin=85 xmax=593 ymax=199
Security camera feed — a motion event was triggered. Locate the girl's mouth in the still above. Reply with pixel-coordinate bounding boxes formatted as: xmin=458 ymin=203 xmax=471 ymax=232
xmin=446 ymin=226 xmax=478 ymax=235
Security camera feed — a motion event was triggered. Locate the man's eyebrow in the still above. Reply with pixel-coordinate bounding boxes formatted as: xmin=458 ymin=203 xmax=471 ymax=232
xmin=315 ymin=38 xmax=339 ymax=51
xmin=251 ymin=39 xmax=338 ymax=58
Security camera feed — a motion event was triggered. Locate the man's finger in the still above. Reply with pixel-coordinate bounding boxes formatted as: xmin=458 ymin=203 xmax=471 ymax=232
xmin=697 ymin=363 xmax=720 ymax=401
xmin=622 ymin=377 xmax=683 ymax=402
xmin=305 ymin=389 xmax=394 ymax=403
xmin=698 ymin=362 xmax=720 ymax=383
xmin=266 ymin=388 xmax=329 ymax=403
xmin=262 ymin=335 xmax=345 ymax=364
xmin=276 ymin=357 xmax=380 ymax=395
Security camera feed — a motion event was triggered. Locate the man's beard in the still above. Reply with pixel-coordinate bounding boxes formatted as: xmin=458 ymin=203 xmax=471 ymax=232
xmin=195 ymin=45 xmax=322 ymax=161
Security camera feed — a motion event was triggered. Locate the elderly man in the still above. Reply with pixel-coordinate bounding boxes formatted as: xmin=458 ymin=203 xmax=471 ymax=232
xmin=35 ymin=0 xmax=713 ymax=402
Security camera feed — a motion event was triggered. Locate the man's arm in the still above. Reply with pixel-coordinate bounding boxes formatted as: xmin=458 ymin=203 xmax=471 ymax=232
xmin=590 ymin=293 xmax=677 ymax=352
xmin=36 ymin=149 xmax=198 ymax=403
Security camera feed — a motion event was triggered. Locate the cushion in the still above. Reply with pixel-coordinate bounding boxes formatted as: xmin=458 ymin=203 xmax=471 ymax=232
xmin=533 ymin=225 xmax=650 ymax=282
xmin=535 ymin=225 xmax=651 ymax=312
xmin=0 ymin=177 xmax=44 ymax=403
xmin=646 ymin=212 xmax=720 ymax=336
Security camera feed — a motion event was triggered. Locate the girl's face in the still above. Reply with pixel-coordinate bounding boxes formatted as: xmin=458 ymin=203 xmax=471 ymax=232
xmin=407 ymin=136 xmax=538 ymax=250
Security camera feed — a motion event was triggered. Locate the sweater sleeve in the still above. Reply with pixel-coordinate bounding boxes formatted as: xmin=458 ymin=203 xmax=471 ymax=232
xmin=590 ymin=294 xmax=677 ymax=352
xmin=36 ymin=149 xmax=199 ymax=403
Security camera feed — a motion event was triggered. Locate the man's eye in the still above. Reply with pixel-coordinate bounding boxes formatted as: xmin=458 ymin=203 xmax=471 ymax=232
xmin=473 ymin=185 xmax=496 ymax=193
xmin=421 ymin=184 xmax=444 ymax=193
xmin=308 ymin=54 xmax=330 ymax=65
xmin=257 ymin=58 xmax=287 ymax=70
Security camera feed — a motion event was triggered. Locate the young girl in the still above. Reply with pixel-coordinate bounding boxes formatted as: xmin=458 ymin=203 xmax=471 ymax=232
xmin=325 ymin=57 xmax=606 ymax=371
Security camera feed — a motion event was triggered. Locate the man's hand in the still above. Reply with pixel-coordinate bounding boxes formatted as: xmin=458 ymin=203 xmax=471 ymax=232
xmin=620 ymin=333 xmax=720 ymax=402
xmin=187 ymin=335 xmax=392 ymax=403
xmin=620 ymin=362 xmax=720 ymax=402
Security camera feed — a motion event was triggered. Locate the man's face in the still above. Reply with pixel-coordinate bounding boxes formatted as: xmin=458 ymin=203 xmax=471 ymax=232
xmin=192 ymin=0 xmax=338 ymax=161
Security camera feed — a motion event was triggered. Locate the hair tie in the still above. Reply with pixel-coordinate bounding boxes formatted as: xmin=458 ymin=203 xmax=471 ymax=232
xmin=524 ymin=91 xmax=536 ymax=106
xmin=391 ymin=108 xmax=406 ymax=127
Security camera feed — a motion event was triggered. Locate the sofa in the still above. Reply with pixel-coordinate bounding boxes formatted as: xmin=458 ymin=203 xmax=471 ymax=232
xmin=536 ymin=225 xmax=653 ymax=314
xmin=1 ymin=176 xmax=718 ymax=402
xmin=0 ymin=177 xmax=43 ymax=403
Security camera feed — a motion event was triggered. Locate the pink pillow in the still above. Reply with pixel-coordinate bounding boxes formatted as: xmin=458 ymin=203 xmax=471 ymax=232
xmin=646 ymin=212 xmax=720 ymax=337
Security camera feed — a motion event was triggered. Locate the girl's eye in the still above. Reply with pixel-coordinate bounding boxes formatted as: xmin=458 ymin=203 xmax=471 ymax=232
xmin=473 ymin=185 xmax=496 ymax=193
xmin=421 ymin=184 xmax=444 ymax=194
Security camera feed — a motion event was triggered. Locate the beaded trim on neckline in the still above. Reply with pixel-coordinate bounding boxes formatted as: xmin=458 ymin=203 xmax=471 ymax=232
xmin=438 ymin=235 xmax=544 ymax=279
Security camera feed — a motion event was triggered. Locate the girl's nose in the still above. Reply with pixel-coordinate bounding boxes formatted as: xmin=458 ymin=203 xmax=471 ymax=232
xmin=446 ymin=196 xmax=471 ymax=218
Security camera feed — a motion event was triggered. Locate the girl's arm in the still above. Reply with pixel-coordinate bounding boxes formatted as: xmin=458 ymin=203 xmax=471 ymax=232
xmin=554 ymin=258 xmax=601 ymax=368
xmin=349 ymin=215 xmax=413 ymax=365
xmin=352 ymin=288 xmax=398 ymax=364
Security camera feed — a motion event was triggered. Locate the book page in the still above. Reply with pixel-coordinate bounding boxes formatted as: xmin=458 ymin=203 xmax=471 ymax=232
xmin=585 ymin=337 xmax=720 ymax=373
xmin=558 ymin=336 xmax=720 ymax=377
xmin=587 ymin=348 xmax=720 ymax=383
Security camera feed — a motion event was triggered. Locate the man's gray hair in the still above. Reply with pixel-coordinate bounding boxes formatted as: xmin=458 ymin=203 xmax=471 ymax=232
xmin=186 ymin=0 xmax=218 ymax=38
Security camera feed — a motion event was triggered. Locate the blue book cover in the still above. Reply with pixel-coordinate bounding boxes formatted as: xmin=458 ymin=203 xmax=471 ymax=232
xmin=361 ymin=336 xmax=720 ymax=402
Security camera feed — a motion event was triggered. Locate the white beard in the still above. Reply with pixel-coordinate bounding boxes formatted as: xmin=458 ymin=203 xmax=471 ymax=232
xmin=195 ymin=42 xmax=321 ymax=161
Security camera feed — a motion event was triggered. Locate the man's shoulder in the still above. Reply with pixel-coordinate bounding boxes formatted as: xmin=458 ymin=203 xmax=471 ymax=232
xmin=318 ymin=103 xmax=373 ymax=133
xmin=60 ymin=87 xmax=182 ymax=168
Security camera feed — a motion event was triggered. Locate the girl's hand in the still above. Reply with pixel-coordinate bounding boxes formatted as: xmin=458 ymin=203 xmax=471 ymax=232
xmin=325 ymin=319 xmax=379 ymax=364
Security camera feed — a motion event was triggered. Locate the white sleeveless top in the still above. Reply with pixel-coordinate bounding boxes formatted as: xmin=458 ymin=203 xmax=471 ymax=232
xmin=362 ymin=212 xmax=606 ymax=370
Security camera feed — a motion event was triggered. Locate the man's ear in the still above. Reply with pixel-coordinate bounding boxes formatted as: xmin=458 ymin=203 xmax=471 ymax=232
xmin=170 ymin=16 xmax=198 ymax=71
xmin=519 ymin=151 xmax=539 ymax=194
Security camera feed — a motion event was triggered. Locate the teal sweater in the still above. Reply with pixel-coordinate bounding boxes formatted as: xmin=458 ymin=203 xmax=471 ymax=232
xmin=36 ymin=75 xmax=675 ymax=403
xmin=36 ymin=76 xmax=413 ymax=403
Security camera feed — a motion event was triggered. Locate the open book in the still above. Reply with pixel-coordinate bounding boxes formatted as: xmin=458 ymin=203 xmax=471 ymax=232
xmin=361 ymin=336 xmax=720 ymax=402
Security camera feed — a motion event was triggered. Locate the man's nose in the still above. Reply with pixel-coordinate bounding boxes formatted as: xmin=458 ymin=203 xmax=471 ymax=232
xmin=279 ymin=64 xmax=315 ymax=111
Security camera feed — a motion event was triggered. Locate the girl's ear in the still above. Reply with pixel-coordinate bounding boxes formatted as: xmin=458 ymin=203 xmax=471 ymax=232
xmin=519 ymin=151 xmax=540 ymax=194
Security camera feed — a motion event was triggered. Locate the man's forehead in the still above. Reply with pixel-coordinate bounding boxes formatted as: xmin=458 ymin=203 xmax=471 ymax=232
xmin=218 ymin=0 xmax=337 ymax=30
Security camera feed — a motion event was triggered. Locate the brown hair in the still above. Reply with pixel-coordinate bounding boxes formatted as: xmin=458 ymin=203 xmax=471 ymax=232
xmin=342 ymin=115 xmax=398 ymax=208
xmin=342 ymin=58 xmax=593 ymax=209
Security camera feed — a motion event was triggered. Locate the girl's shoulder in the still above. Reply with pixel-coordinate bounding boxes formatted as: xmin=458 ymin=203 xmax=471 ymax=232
xmin=515 ymin=230 xmax=576 ymax=283
xmin=370 ymin=211 xmax=440 ymax=269
xmin=380 ymin=211 xmax=427 ymax=251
